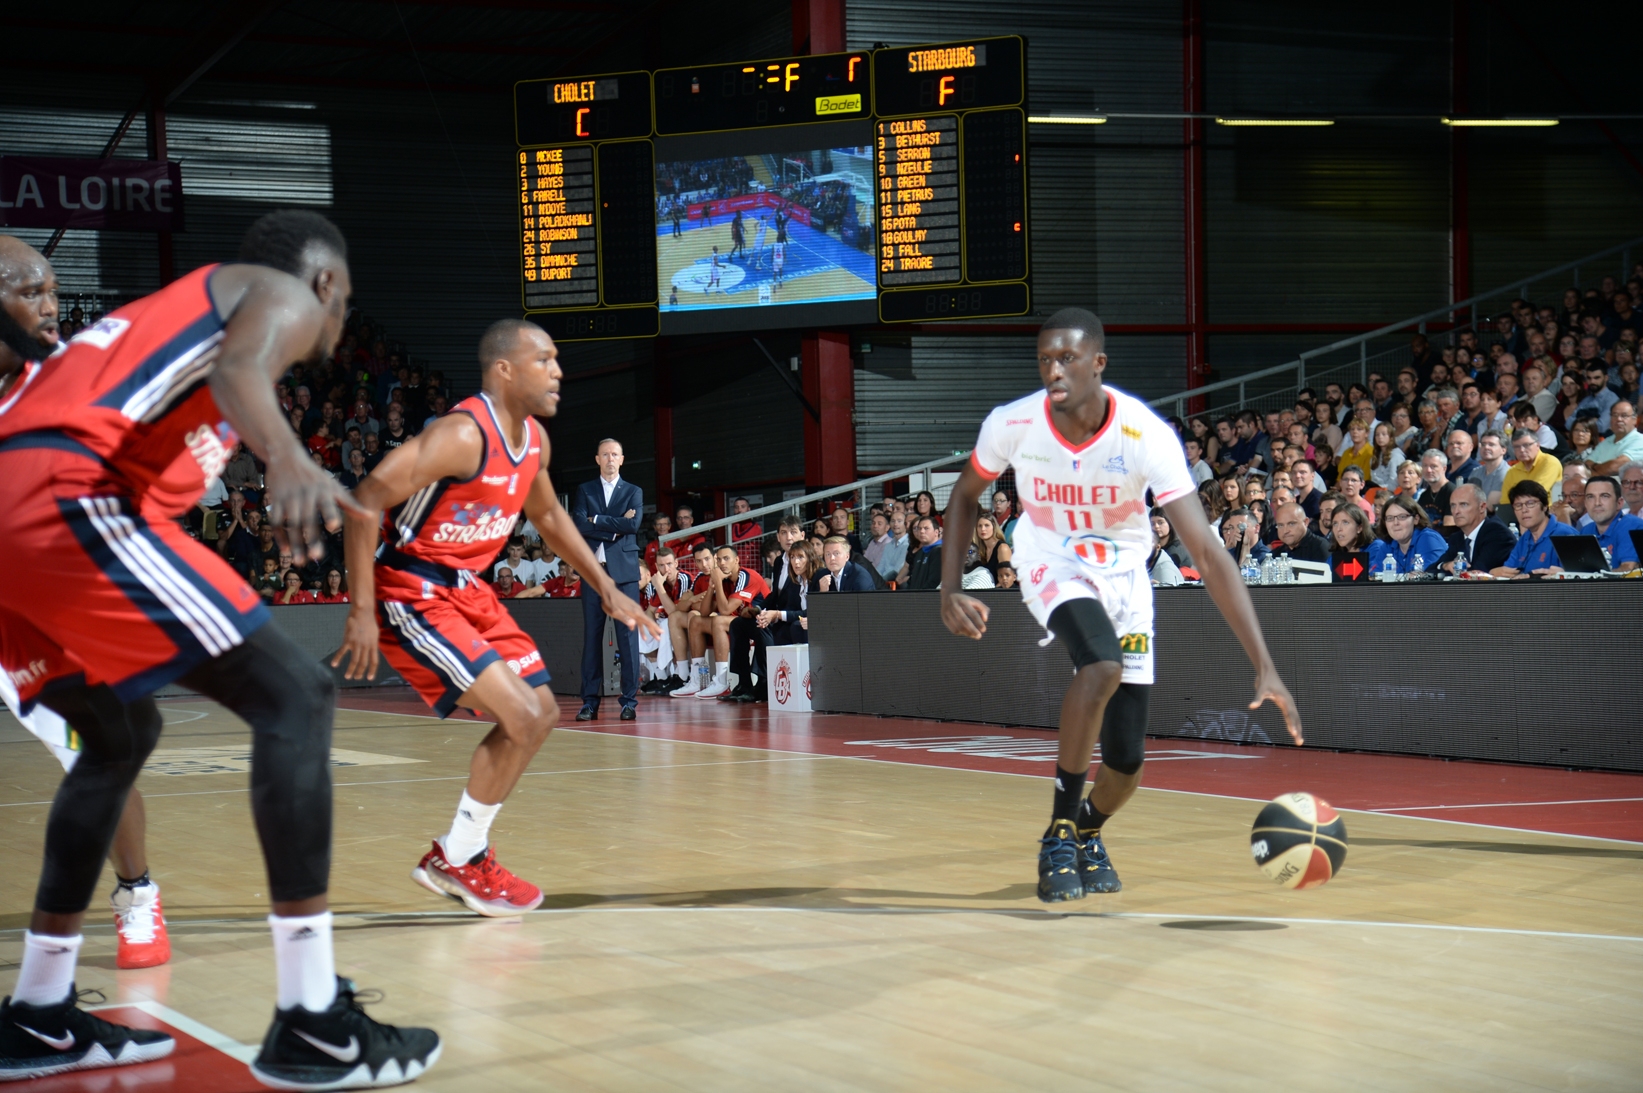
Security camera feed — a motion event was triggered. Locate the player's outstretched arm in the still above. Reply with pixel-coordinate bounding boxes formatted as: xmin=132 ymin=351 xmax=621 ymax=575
xmin=1164 ymin=493 xmax=1304 ymax=746
xmin=523 ymin=466 xmax=661 ymax=640
xmin=208 ymin=266 xmax=364 ymax=559
xmin=331 ymin=415 xmax=486 ymax=679
xmin=938 ymin=462 xmax=991 ymax=640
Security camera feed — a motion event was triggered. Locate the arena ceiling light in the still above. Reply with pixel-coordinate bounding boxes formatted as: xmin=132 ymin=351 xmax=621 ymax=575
xmin=1214 ymin=118 xmax=1334 ymax=126
xmin=1441 ymin=117 xmax=1559 ymax=127
xmin=1027 ymin=114 xmax=1107 ymax=124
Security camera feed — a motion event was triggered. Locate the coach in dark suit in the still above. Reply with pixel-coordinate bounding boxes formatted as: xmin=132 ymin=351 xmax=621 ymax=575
xmin=816 ymin=536 xmax=877 ymax=592
xmin=1436 ymin=482 xmax=1518 ymax=574
xmin=571 ymin=439 xmax=643 ymax=720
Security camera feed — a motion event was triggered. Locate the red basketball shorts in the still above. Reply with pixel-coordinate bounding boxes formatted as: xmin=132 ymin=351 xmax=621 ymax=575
xmin=374 ymin=564 xmax=550 ymax=718
xmin=0 ymin=443 xmax=269 ymax=710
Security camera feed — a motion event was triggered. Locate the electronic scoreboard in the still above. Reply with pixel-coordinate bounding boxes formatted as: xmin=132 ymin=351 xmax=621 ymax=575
xmin=512 ymin=37 xmax=1029 ymax=340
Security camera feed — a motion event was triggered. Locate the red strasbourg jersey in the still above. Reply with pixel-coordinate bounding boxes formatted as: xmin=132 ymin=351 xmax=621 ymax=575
xmin=0 ymin=265 xmax=232 ymax=516
xmin=382 ymin=392 xmax=543 ymax=574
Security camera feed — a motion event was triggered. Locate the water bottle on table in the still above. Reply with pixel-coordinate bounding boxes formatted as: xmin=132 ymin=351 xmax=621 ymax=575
xmin=1380 ymin=554 xmax=1399 ymax=583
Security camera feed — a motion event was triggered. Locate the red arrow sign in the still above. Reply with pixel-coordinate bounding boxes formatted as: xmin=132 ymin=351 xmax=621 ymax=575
xmin=1338 ymin=557 xmax=1364 ymax=579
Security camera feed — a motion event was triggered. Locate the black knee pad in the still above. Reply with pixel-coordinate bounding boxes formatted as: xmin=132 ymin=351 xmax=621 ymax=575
xmin=1048 ymin=599 xmax=1121 ymax=672
xmin=1098 ymin=683 xmax=1150 ymax=775
xmin=35 ymin=688 xmax=164 ymax=914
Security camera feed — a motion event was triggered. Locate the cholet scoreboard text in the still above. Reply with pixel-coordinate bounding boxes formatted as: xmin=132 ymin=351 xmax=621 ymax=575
xmin=513 ymin=37 xmax=1029 ymax=340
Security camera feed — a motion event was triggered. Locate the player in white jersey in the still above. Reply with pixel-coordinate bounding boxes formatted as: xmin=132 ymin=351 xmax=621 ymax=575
xmin=940 ymin=308 xmax=1303 ymax=902
xmin=0 ymin=235 xmax=170 ymax=967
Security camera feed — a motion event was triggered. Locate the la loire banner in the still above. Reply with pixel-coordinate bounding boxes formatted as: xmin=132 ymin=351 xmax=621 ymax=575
xmin=0 ymin=157 xmax=184 ymax=231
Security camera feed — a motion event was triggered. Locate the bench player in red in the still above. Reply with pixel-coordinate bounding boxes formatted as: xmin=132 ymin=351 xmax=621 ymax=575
xmin=334 ymin=318 xmax=656 ymax=917
xmin=0 ymin=237 xmax=170 ymax=972
xmin=0 ymin=213 xmax=441 ymax=1089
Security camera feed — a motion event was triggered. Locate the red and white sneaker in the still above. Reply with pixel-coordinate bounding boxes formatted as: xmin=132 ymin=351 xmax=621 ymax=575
xmin=411 ymin=840 xmax=544 ymax=917
xmin=111 ymin=883 xmax=171 ymax=969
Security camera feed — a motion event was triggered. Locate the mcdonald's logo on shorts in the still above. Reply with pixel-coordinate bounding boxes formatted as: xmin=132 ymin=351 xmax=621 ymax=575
xmin=1119 ymin=633 xmax=1149 ymax=654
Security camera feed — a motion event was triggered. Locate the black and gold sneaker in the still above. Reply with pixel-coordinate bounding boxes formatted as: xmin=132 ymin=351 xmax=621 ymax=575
xmin=1077 ymin=827 xmax=1123 ymax=893
xmin=1037 ymin=819 xmax=1086 ymax=903
xmin=250 ymin=977 xmax=440 ymax=1090
xmin=0 ymin=986 xmax=174 ymax=1081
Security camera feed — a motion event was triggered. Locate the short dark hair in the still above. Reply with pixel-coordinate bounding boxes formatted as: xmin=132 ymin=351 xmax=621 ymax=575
xmin=1587 ymin=474 xmax=1622 ymax=497
xmin=694 ymin=542 xmax=714 ymax=557
xmin=1510 ymin=401 xmax=1540 ymax=422
xmin=478 ymin=318 xmax=542 ymax=367
xmin=1038 ymin=307 xmax=1104 ymax=349
xmin=1291 ymin=458 xmax=1315 ymax=473
xmin=1508 ymin=480 xmax=1549 ymax=508
xmin=655 ymin=546 xmax=676 ymax=560
xmin=239 ymin=210 xmax=347 ymax=275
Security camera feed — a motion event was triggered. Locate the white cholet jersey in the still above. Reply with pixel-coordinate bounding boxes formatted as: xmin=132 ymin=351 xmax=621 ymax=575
xmin=969 ymin=385 xmax=1197 ymax=577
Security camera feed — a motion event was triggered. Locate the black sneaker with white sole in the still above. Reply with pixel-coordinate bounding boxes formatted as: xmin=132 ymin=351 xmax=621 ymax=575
xmin=250 ymin=978 xmax=440 ymax=1091
xmin=0 ymin=986 xmax=175 ymax=1082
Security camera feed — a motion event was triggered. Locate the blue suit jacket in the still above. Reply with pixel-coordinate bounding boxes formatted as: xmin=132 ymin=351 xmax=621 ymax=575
xmin=819 ymin=560 xmax=876 ymax=593
xmin=571 ymin=477 xmax=643 ymax=584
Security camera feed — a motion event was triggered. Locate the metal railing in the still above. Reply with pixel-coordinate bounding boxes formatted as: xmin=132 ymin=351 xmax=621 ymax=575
xmin=1146 ymin=235 xmax=1643 ymax=422
xmin=643 ymin=234 xmax=1641 ymax=574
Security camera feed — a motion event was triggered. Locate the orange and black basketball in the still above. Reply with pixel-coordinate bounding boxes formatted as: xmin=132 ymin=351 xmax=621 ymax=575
xmin=1250 ymin=792 xmax=1348 ymax=889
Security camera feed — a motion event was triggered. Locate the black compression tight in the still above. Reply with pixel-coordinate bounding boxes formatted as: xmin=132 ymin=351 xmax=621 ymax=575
xmin=32 ymin=623 xmax=337 ymax=914
xmin=34 ymin=689 xmax=163 ymax=914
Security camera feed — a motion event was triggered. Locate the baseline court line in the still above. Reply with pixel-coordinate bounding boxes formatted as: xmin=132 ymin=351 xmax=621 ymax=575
xmin=0 ymin=755 xmax=825 ymax=807
xmin=1372 ymin=797 xmax=1643 ymax=812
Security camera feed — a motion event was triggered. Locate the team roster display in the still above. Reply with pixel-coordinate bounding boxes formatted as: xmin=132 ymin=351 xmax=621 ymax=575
xmin=511 ymin=37 xmax=1029 ymax=338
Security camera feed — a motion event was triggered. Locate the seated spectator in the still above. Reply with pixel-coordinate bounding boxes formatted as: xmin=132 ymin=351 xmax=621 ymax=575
xmin=865 ymin=510 xmax=909 ymax=582
xmin=967 ymin=514 xmax=1011 ymax=582
xmin=1336 ymin=419 xmax=1374 ymax=482
xmin=216 ymin=494 xmax=266 ymax=578
xmin=671 ymin=505 xmax=709 ymax=574
xmin=1469 ymin=430 xmax=1511 ymax=507
xmin=1492 ymin=481 xmax=1579 ymax=577
xmin=360 ymin=430 xmax=384 ymax=471
xmin=1579 ymin=475 xmax=1642 ymax=571
xmin=912 ymin=490 xmax=942 ymax=529
xmin=1290 ymin=458 xmax=1323 ymax=520
xmin=1391 ymin=460 xmax=1423 ymax=502
xmin=1509 ymin=401 xmax=1564 ymax=460
xmin=1152 ymin=507 xmax=1193 ymax=570
xmin=1184 ymin=436 xmax=1214 ymax=486
xmin=1623 ymin=461 xmax=1643 ymax=518
xmin=643 ymin=511 xmax=673 ymax=571
xmin=222 ymin=442 xmax=261 ymax=503
xmin=1388 ymin=404 xmax=1418 ymax=453
xmin=990 ymin=490 xmax=1020 ymax=544
xmin=1550 ymin=467 xmax=1590 ymax=528
xmin=1220 ymin=506 xmax=1270 ymax=568
xmin=492 ymin=566 xmax=542 ymax=599
xmin=1335 ymin=465 xmax=1374 ymax=519
xmin=738 ymin=540 xmax=820 ymax=704
xmin=340 ymin=447 xmax=369 ymax=488
xmin=730 ymin=496 xmax=764 ymax=570
xmin=313 ymin=569 xmax=350 ymax=604
xmin=1328 ymin=504 xmax=1375 ymax=581
xmin=1587 ymin=401 xmax=1642 ymax=476
xmin=1239 ymin=476 xmax=1268 ymax=509
xmin=1369 ymin=423 xmax=1406 ymax=491
xmin=1578 ymin=362 xmax=1619 ymax=432
xmin=1566 ymin=418 xmax=1602 ymax=465
xmin=1316 ymin=491 xmax=1344 ymax=537
xmin=637 ymin=551 xmax=684 ymax=691
xmin=1272 ymin=502 xmax=1331 ymax=563
xmin=996 ymin=563 xmax=1018 ymax=589
xmin=1148 ymin=538 xmax=1183 ymax=585
xmin=1199 ymin=479 xmax=1230 ymax=533
xmin=691 ymin=546 xmax=770 ymax=699
xmin=1413 ymin=448 xmax=1456 ymax=524
xmin=897 ymin=515 xmax=943 ymax=589
xmin=1501 ymin=430 xmax=1563 ymax=509
xmin=1437 ymin=483 xmax=1517 ymax=574
xmin=252 ymin=556 xmax=283 ymax=601
xmin=273 ymin=570 xmax=313 ymax=605
xmin=1368 ymin=496 xmax=1447 ymax=576
xmin=1522 ymin=360 xmax=1558 ymax=421
xmin=1410 ymin=399 xmax=1445 ymax=455
xmin=494 ymin=539 xmax=547 ymax=587
xmin=816 ymin=536 xmax=875 ymax=592
xmin=1473 ymin=388 xmax=1508 ymax=437
xmin=825 ymin=504 xmax=862 ymax=553
xmin=543 ymin=564 xmax=583 ymax=598
xmin=1217 ymin=475 xmax=1243 ymax=514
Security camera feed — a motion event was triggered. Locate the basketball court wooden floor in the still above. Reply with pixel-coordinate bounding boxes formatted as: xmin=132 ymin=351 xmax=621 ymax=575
xmin=2 ymin=690 xmax=1639 ymax=1091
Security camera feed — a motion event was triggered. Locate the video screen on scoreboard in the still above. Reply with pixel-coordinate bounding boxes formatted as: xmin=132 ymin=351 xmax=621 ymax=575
xmin=653 ymin=139 xmax=877 ymax=333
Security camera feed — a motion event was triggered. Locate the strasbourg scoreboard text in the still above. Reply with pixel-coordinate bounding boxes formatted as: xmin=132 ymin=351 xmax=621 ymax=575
xmin=512 ymin=37 xmax=1029 ymax=339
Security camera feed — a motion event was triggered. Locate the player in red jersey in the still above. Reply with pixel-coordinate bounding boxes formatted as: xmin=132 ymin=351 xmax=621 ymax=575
xmin=334 ymin=318 xmax=657 ymax=917
xmin=0 ymin=237 xmax=170 ymax=972
xmin=0 ymin=214 xmax=441 ymax=1089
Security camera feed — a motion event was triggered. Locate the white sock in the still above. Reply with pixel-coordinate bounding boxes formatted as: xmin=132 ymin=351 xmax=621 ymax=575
xmin=714 ymin=662 xmax=729 ymax=683
xmin=14 ymin=932 xmax=81 ymax=1006
xmin=443 ymin=790 xmax=501 ymax=864
xmin=269 ymin=911 xmax=337 ymax=1013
